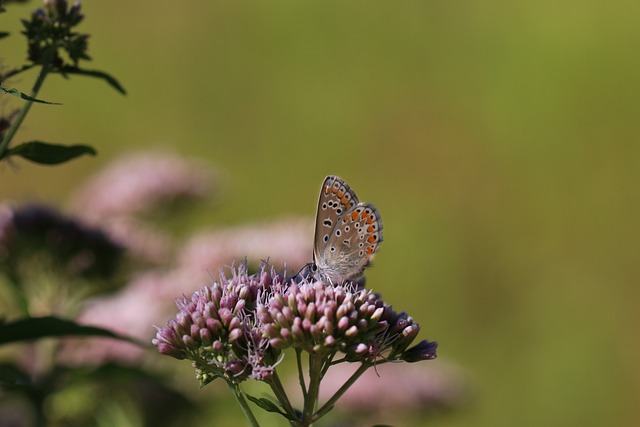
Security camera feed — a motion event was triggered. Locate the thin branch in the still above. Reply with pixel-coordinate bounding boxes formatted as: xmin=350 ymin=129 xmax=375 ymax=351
xmin=296 ymin=348 xmax=307 ymax=399
xmin=226 ymin=380 xmax=261 ymax=427
xmin=267 ymin=370 xmax=297 ymax=422
xmin=0 ymin=49 xmax=54 ymax=158
xmin=302 ymin=352 xmax=323 ymax=423
xmin=312 ymin=362 xmax=372 ymax=423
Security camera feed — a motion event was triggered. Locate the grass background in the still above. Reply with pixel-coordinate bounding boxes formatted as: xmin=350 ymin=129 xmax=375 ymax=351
xmin=2 ymin=1 xmax=639 ymax=426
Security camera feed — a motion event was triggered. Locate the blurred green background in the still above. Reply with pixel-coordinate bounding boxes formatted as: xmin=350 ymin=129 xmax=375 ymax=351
xmin=2 ymin=1 xmax=639 ymax=426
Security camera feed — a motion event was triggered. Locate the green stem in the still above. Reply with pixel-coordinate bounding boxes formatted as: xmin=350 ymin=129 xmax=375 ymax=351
xmin=301 ymin=352 xmax=323 ymax=425
xmin=319 ymin=351 xmax=336 ymax=379
xmin=296 ymin=348 xmax=307 ymax=399
xmin=226 ymin=380 xmax=261 ymax=427
xmin=311 ymin=362 xmax=371 ymax=424
xmin=0 ymin=48 xmax=54 ymax=158
xmin=33 ymin=394 xmax=47 ymax=427
xmin=267 ymin=370 xmax=297 ymax=422
xmin=1 ymin=64 xmax=37 ymax=80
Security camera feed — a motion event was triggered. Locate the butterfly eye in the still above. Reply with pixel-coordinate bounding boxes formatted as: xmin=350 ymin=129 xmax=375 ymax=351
xmin=311 ymin=263 xmax=318 ymax=272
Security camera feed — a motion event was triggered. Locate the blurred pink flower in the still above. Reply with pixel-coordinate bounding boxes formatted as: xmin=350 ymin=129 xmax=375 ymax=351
xmin=59 ymin=217 xmax=312 ymax=365
xmin=178 ymin=217 xmax=312 ymax=276
xmin=67 ymin=150 xmax=218 ymax=263
xmin=68 ymin=150 xmax=217 ymax=221
xmin=98 ymin=216 xmax=172 ymax=264
xmin=314 ymin=362 xmax=468 ymax=418
xmin=59 ymin=267 xmax=204 ymax=365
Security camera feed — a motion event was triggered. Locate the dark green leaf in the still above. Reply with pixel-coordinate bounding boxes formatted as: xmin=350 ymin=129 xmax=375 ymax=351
xmin=58 ymin=66 xmax=126 ymax=95
xmin=6 ymin=141 xmax=96 ymax=164
xmin=0 ymin=362 xmax=30 ymax=387
xmin=0 ymin=316 xmax=147 ymax=347
xmin=246 ymin=394 xmax=279 ymax=412
xmin=66 ymin=363 xmax=168 ymax=384
xmin=0 ymin=85 xmax=61 ymax=104
xmin=245 ymin=394 xmax=298 ymax=421
xmin=0 ymin=31 xmax=9 ymax=39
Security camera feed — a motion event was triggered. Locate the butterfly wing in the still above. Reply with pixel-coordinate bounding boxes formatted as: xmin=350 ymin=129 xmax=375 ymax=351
xmin=313 ymin=175 xmax=359 ymax=261
xmin=313 ymin=175 xmax=383 ymax=284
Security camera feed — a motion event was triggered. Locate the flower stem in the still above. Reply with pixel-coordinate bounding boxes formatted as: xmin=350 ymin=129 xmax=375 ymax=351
xmin=301 ymin=352 xmax=324 ymax=425
xmin=267 ymin=370 xmax=297 ymax=421
xmin=0 ymin=47 xmax=54 ymax=159
xmin=226 ymin=380 xmax=261 ymax=427
xmin=319 ymin=351 xmax=336 ymax=379
xmin=295 ymin=348 xmax=307 ymax=399
xmin=311 ymin=362 xmax=372 ymax=423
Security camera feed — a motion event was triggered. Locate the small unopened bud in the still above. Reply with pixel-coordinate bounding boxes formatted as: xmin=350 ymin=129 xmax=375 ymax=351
xmin=228 ymin=328 xmax=243 ymax=343
xmin=200 ymin=328 xmax=213 ymax=346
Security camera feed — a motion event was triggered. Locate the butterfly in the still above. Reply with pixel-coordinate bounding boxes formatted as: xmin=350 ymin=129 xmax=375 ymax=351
xmin=304 ymin=175 xmax=383 ymax=285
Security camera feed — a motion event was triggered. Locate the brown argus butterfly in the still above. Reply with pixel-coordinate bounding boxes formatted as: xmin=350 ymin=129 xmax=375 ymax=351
xmin=307 ymin=175 xmax=383 ymax=285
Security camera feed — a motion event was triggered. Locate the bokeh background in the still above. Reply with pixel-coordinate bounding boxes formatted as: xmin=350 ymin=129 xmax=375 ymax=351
xmin=2 ymin=1 xmax=639 ymax=426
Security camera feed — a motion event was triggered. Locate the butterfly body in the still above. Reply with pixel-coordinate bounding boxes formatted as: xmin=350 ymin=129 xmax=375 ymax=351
xmin=309 ymin=175 xmax=383 ymax=285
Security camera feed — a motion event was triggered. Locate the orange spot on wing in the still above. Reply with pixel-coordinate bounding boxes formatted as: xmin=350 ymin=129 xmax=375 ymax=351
xmin=351 ymin=211 xmax=359 ymax=221
xmin=368 ymin=235 xmax=377 ymax=243
xmin=366 ymin=246 xmax=374 ymax=255
xmin=341 ymin=197 xmax=349 ymax=205
xmin=367 ymin=225 xmax=375 ymax=232
xmin=366 ymin=216 xmax=374 ymax=224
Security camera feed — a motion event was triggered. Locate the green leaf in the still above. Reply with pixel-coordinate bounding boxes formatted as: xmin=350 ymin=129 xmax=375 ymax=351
xmin=5 ymin=141 xmax=96 ymax=165
xmin=58 ymin=66 xmax=127 ymax=95
xmin=245 ymin=394 xmax=298 ymax=421
xmin=0 ymin=85 xmax=61 ymax=104
xmin=0 ymin=362 xmax=30 ymax=387
xmin=0 ymin=316 xmax=147 ymax=347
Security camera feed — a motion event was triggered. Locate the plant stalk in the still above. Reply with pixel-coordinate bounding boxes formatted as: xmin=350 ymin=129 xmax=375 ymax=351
xmin=311 ymin=362 xmax=371 ymax=423
xmin=226 ymin=380 xmax=261 ymax=427
xmin=301 ymin=352 xmax=323 ymax=425
xmin=296 ymin=348 xmax=307 ymax=399
xmin=0 ymin=48 xmax=54 ymax=158
xmin=267 ymin=370 xmax=297 ymax=421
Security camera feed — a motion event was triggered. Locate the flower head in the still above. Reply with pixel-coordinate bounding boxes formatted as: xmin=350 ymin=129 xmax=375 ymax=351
xmin=69 ymin=150 xmax=216 ymax=221
xmin=153 ymin=263 xmax=284 ymax=385
xmin=22 ymin=0 xmax=89 ymax=67
xmin=258 ymin=277 xmax=437 ymax=363
xmin=154 ymin=261 xmax=437 ymax=389
xmin=0 ymin=203 xmax=123 ymax=280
